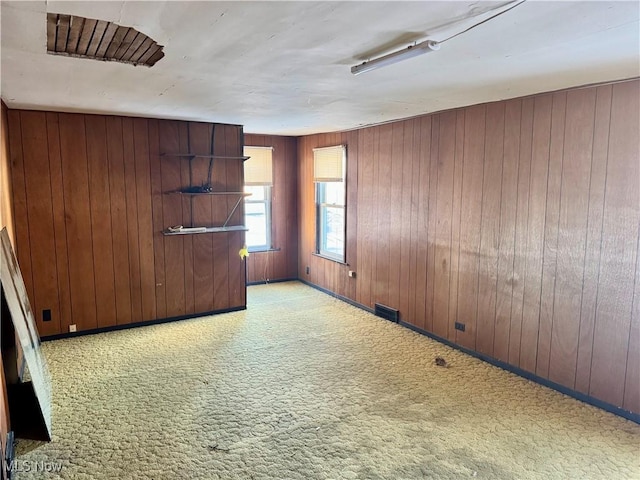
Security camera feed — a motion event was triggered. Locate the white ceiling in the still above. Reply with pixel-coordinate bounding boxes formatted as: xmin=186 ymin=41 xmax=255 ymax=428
xmin=1 ymin=1 xmax=639 ymax=135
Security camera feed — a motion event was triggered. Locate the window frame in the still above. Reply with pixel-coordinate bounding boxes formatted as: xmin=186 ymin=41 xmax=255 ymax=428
xmin=243 ymin=146 xmax=274 ymax=253
xmin=314 ymin=146 xmax=347 ymax=264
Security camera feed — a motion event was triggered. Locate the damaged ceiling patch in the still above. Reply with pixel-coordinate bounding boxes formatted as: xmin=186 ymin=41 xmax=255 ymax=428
xmin=46 ymin=13 xmax=164 ymax=67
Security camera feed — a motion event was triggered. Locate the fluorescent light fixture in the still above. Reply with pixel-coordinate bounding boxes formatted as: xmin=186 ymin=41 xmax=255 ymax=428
xmin=351 ymin=40 xmax=440 ymax=75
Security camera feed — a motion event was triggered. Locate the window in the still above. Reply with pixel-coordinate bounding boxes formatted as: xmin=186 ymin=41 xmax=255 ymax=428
xmin=243 ymin=146 xmax=273 ymax=251
xmin=314 ymin=145 xmax=346 ymax=263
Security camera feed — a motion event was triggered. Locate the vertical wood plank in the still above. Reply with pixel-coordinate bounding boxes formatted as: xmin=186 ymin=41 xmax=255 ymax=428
xmin=536 ymin=92 xmax=567 ymax=379
xmin=447 ymin=111 xmax=465 ymax=342
xmin=7 ymin=111 xmax=35 ymax=308
xmin=456 ymin=105 xmax=485 ymax=349
xmin=225 ymin=124 xmax=244 ymax=308
xmin=476 ymin=103 xmax=504 ymax=355
xmin=286 ymin=137 xmax=299 ymax=279
xmin=414 ymin=117 xmax=431 ymax=330
xmin=433 ymin=112 xmax=456 ymax=338
xmin=398 ymin=121 xmax=414 ymax=322
xmin=133 ymin=119 xmax=156 ymax=321
xmin=85 ymin=115 xmax=117 ymax=328
xmin=122 ymin=116 xmax=143 ymax=323
xmin=425 ymin=115 xmax=439 ymax=333
xmin=624 ymin=230 xmax=640 ymax=413
xmin=58 ymin=113 xmax=98 ymax=331
xmin=148 ymin=119 xmax=167 ymax=319
xmin=356 ymin=127 xmax=375 ymax=308
xmin=212 ymin=124 xmax=230 ymax=310
xmin=345 ymin=130 xmax=358 ymax=300
xmin=178 ymin=122 xmax=195 ymax=315
xmin=388 ymin=122 xmax=404 ymax=310
xmin=189 ymin=123 xmax=216 ymax=313
xmin=46 ymin=113 xmax=73 ymax=333
xmin=20 ymin=111 xmax=61 ymax=336
xmin=574 ymin=85 xmax=612 ymax=394
xmin=105 ymin=116 xmax=133 ymax=325
xmin=374 ymin=125 xmax=392 ymax=308
xmin=493 ymin=100 xmax=521 ymax=362
xmin=548 ymin=89 xmax=596 ymax=388
xmin=509 ymin=98 xmax=534 ymax=365
xmin=519 ymin=94 xmax=552 ymax=373
xmin=589 ymin=81 xmax=640 ymax=406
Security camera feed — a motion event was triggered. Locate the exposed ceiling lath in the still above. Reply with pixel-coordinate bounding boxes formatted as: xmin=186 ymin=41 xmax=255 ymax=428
xmin=46 ymin=13 xmax=164 ymax=67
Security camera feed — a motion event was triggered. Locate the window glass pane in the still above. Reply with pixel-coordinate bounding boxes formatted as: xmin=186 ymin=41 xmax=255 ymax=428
xmin=245 ymin=203 xmax=267 ymax=248
xmin=319 ymin=204 xmax=344 ymax=260
xmin=244 ymin=185 xmax=271 ymax=250
xmin=324 ymin=181 xmax=345 ymax=205
xmin=244 ymin=185 xmax=265 ymax=201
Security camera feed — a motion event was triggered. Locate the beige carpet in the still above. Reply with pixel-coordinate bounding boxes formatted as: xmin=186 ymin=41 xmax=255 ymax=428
xmin=14 ymin=281 xmax=640 ymax=479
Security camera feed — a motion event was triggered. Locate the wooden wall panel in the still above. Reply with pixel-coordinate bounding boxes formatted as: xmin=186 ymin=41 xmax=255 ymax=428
xmin=589 ymin=81 xmax=640 ymax=407
xmin=59 ymin=113 xmax=98 ymax=332
xmin=1 ymin=103 xmax=14 ymax=245
xmin=85 ymin=115 xmax=117 ymax=329
xmin=574 ymin=85 xmax=611 ymax=395
xmin=296 ymin=79 xmax=640 ymax=414
xmin=456 ymin=105 xmax=485 ymax=350
xmin=432 ymin=112 xmax=456 ymax=339
xmin=536 ymin=92 xmax=566 ymax=379
xmin=122 ymin=117 xmax=143 ymax=323
xmin=20 ymin=112 xmax=61 ymax=337
xmin=46 ymin=113 xmax=73 ymax=332
xmin=548 ymin=88 xmax=596 ymax=388
xmin=414 ymin=118 xmax=431 ymax=331
xmin=519 ymin=95 xmax=552 ymax=373
xmin=476 ymin=103 xmax=504 ymax=355
xmin=132 ymin=118 xmax=156 ymax=322
xmin=509 ymin=97 xmax=534 ymax=366
xmin=7 ymin=111 xmax=247 ymax=336
xmin=245 ymin=134 xmax=298 ymax=283
xmin=0 ymin=102 xmax=13 ymax=472
xmin=105 ymin=117 xmax=133 ymax=325
xmin=493 ymin=100 xmax=521 ymax=362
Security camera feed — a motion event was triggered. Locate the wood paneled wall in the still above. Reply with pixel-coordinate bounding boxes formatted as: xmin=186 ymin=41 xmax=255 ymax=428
xmin=244 ymin=134 xmax=298 ymax=283
xmin=298 ymin=79 xmax=640 ymax=414
xmin=0 ymin=102 xmax=13 ymax=245
xmin=0 ymin=101 xmax=12 ymax=480
xmin=7 ymin=111 xmax=247 ymax=337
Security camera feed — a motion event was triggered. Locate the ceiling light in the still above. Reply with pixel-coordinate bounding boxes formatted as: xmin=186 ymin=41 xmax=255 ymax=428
xmin=351 ymin=40 xmax=440 ymax=75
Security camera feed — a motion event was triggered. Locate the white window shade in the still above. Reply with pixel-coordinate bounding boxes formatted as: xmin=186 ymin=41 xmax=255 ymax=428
xmin=244 ymin=146 xmax=273 ymax=185
xmin=313 ymin=145 xmax=345 ymax=182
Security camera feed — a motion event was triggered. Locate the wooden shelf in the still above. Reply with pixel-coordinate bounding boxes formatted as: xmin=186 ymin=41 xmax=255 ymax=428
xmin=164 ymin=191 xmax=251 ymax=196
xmin=161 ymin=153 xmax=250 ymax=161
xmin=163 ymin=225 xmax=248 ymax=236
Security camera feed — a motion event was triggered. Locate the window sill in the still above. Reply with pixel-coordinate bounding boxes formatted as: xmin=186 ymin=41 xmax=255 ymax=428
xmin=248 ymin=247 xmax=281 ymax=254
xmin=312 ymin=252 xmax=349 ymax=266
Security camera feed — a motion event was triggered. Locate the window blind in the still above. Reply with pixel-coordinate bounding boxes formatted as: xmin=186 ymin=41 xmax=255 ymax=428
xmin=244 ymin=146 xmax=273 ymax=185
xmin=313 ymin=145 xmax=345 ymax=182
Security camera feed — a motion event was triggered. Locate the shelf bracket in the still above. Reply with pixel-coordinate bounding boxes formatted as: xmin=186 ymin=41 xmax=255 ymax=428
xmin=224 ymin=195 xmax=245 ymax=227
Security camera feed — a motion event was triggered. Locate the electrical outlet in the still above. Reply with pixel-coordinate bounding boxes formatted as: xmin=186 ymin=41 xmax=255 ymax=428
xmin=306 ymin=266 xmax=310 ymax=275
xmin=42 ymin=309 xmax=52 ymax=322
xmin=69 ymin=324 xmax=77 ymax=333
xmin=454 ymin=322 xmax=465 ymax=332
xmin=348 ymin=270 xmax=356 ymax=278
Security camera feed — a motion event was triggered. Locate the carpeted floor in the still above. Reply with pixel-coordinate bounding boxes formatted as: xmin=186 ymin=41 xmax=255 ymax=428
xmin=15 ymin=281 xmax=640 ymax=479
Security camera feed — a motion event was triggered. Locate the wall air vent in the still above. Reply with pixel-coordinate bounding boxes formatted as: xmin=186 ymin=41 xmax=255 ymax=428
xmin=46 ymin=13 xmax=164 ymax=67
xmin=374 ymin=303 xmax=399 ymax=323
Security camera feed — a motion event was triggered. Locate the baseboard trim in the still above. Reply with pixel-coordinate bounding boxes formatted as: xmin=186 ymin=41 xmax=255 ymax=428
xmin=246 ymin=277 xmax=298 ymax=286
xmin=41 ymin=306 xmax=247 ymax=342
xmin=300 ymin=279 xmax=640 ymax=424
xmin=298 ymin=279 xmax=374 ymax=314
